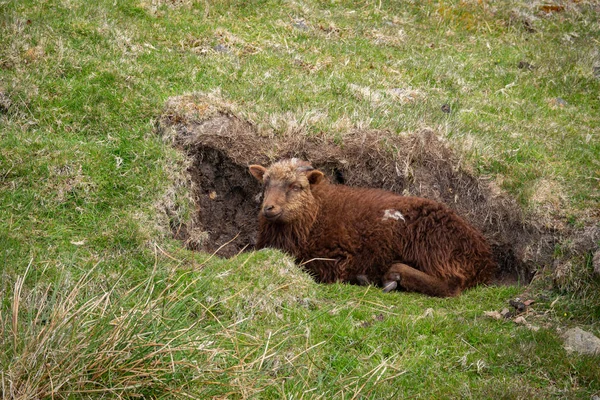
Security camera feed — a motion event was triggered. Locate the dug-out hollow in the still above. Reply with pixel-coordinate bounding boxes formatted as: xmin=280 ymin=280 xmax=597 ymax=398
xmin=158 ymin=95 xmax=564 ymax=285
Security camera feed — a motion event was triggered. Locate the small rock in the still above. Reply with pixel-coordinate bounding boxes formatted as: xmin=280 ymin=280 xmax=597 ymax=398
xmin=293 ymin=20 xmax=310 ymax=31
xmin=514 ymin=316 xmax=527 ymax=324
xmin=509 ymin=299 xmax=526 ymax=314
xmin=549 ymin=97 xmax=568 ymax=108
xmin=593 ymin=250 xmax=600 ymax=277
xmin=500 ymin=308 xmax=512 ymax=318
xmin=563 ymin=327 xmax=600 ymax=355
xmin=556 ymin=97 xmax=568 ymax=106
xmin=485 ymin=311 xmax=502 ymax=320
xmin=213 ymin=44 xmax=230 ymax=53
xmin=441 ymin=104 xmax=451 ymax=113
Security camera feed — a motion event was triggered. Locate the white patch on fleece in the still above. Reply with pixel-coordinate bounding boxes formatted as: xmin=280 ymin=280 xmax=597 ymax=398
xmin=382 ymin=209 xmax=405 ymax=222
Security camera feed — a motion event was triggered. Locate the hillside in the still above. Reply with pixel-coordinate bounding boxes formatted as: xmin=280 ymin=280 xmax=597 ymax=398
xmin=1 ymin=0 xmax=599 ymax=398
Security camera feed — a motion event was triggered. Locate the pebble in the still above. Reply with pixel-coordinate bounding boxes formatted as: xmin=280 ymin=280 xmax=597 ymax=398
xmin=213 ymin=44 xmax=230 ymax=53
xmin=293 ymin=20 xmax=310 ymax=31
xmin=563 ymin=327 xmax=600 ymax=355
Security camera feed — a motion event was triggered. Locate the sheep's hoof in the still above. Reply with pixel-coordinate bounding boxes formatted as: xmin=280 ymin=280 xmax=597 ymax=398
xmin=382 ymin=280 xmax=397 ymax=293
xmin=356 ymin=275 xmax=370 ymax=286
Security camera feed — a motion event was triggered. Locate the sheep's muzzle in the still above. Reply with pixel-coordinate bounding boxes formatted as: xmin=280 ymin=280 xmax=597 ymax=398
xmin=262 ymin=204 xmax=283 ymax=221
xmin=261 ymin=184 xmax=287 ymax=222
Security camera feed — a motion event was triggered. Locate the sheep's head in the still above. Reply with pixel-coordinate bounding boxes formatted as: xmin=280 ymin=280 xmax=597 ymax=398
xmin=249 ymin=158 xmax=324 ymax=223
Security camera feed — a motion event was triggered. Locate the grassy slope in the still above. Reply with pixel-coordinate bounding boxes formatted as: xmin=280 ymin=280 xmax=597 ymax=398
xmin=1 ymin=0 xmax=599 ymax=398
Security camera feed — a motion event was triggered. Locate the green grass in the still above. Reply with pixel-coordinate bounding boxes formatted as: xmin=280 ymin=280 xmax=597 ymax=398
xmin=1 ymin=0 xmax=599 ymax=398
xmin=3 ymin=250 xmax=600 ymax=398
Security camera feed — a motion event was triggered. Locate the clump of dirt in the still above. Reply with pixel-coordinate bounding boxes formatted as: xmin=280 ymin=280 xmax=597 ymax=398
xmin=156 ymin=94 xmax=596 ymax=284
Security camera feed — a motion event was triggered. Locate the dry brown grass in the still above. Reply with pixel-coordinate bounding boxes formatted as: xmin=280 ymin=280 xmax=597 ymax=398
xmin=2 ymin=262 xmax=201 ymax=399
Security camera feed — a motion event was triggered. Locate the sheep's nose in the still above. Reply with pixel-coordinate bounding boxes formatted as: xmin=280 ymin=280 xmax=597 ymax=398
xmin=262 ymin=204 xmax=282 ymax=220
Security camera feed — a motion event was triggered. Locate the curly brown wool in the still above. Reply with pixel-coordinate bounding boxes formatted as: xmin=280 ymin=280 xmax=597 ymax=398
xmin=249 ymin=159 xmax=496 ymax=297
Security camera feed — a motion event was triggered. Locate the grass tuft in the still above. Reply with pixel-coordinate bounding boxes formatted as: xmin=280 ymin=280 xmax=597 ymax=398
xmin=2 ymin=262 xmax=200 ymax=398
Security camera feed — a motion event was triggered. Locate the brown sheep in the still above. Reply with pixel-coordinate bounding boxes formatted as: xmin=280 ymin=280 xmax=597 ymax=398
xmin=248 ymin=158 xmax=496 ymax=297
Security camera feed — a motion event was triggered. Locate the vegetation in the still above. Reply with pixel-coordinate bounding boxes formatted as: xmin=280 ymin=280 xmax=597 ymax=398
xmin=1 ymin=0 xmax=598 ymax=398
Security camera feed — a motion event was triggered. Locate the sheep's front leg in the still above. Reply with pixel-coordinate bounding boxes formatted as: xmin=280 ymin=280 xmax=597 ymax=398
xmin=382 ymin=263 xmax=459 ymax=297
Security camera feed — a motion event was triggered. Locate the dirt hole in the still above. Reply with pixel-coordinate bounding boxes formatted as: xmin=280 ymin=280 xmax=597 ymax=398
xmin=157 ymin=95 xmax=588 ymax=285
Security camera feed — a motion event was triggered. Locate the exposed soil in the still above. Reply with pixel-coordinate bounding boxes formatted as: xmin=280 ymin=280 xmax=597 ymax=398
xmin=156 ymin=94 xmax=597 ymax=285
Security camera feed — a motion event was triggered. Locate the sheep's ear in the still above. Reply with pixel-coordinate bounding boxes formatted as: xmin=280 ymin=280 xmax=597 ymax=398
xmin=307 ymin=170 xmax=324 ymax=185
xmin=249 ymin=165 xmax=267 ymax=182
